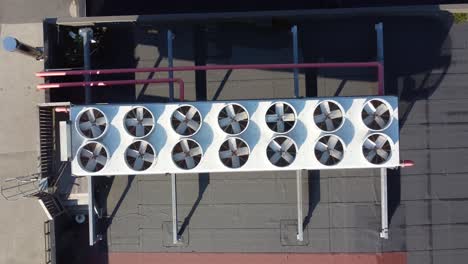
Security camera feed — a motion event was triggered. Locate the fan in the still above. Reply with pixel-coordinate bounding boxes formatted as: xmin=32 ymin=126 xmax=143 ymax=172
xmin=124 ymin=106 xmax=155 ymax=138
xmin=362 ymin=99 xmax=391 ymax=130
xmin=77 ymin=108 xmax=107 ymax=139
xmin=218 ymin=103 xmax=249 ymax=135
xmin=314 ymin=135 xmax=344 ymax=166
xmin=171 ymin=105 xmax=202 ymax=136
xmin=219 ymin=137 xmax=250 ymax=168
xmin=172 ymin=139 xmax=203 ymax=170
xmin=266 ymin=136 xmax=297 ymax=167
xmin=125 ymin=140 xmax=156 ymax=171
xmin=78 ymin=142 xmax=108 ymax=172
xmin=363 ymin=133 xmax=392 ymax=164
xmin=313 ymin=100 xmax=344 ymax=132
xmin=265 ymin=102 xmax=297 ymax=133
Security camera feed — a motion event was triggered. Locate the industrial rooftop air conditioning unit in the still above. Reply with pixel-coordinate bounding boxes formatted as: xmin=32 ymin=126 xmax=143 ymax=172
xmin=219 ymin=137 xmax=250 ymax=168
xmin=172 ymin=138 xmax=203 ymax=170
xmin=124 ymin=106 xmax=155 ymax=138
xmin=265 ymin=101 xmax=297 ymax=133
xmin=218 ymin=103 xmax=249 ymax=135
xmin=171 ymin=105 xmax=202 ymax=136
xmin=125 ymin=140 xmax=156 ymax=171
xmin=267 ymin=135 xmax=297 ymax=167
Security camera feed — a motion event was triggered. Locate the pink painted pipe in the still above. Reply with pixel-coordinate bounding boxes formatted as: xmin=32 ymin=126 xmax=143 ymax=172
xmin=37 ymin=78 xmax=185 ymax=101
xmin=36 ymin=62 xmax=384 ymax=96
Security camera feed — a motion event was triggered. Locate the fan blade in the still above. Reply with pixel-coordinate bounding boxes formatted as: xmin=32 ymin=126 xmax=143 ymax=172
xmin=186 ymin=107 xmax=198 ymax=119
xmin=269 ymin=152 xmax=281 ymax=164
xmin=93 ymin=144 xmax=103 ymax=156
xmin=231 ymin=122 xmax=241 ymax=134
xmin=176 ymin=122 xmax=188 ymax=134
xmin=231 ymin=156 xmax=240 ymax=168
xmin=79 ymin=121 xmax=92 ymax=131
xmin=136 ymin=125 xmax=144 ymax=137
xmin=376 ymin=149 xmax=389 ymax=160
xmin=173 ymin=110 xmax=186 ymax=122
xmin=328 ymin=110 xmax=342 ymax=119
xmin=173 ymin=152 xmax=185 ymax=162
xmin=234 ymin=111 xmax=248 ymax=121
xmin=375 ymin=104 xmax=388 ymax=116
xmin=125 ymin=118 xmax=138 ymax=127
xmin=220 ymin=150 xmax=232 ymax=159
xmin=228 ymin=138 xmax=238 ymax=151
xmin=282 ymin=113 xmax=295 ymax=122
xmin=375 ymin=135 xmax=387 ymax=148
xmin=136 ymin=107 xmax=144 ymax=120
xmin=143 ymin=154 xmax=154 ymax=163
xmin=186 ymin=120 xmax=200 ymax=131
xmin=281 ymin=139 xmax=294 ymax=151
xmin=189 ymin=147 xmax=202 ymax=157
xmin=364 ymin=101 xmax=376 ymax=115
xmin=375 ymin=116 xmax=386 ymax=128
xmin=275 ymin=103 xmax=284 ymax=116
xmin=320 ymin=102 xmax=331 ymax=115
xmin=86 ymin=110 xmax=96 ymax=122
xmin=277 ymin=120 xmax=285 ymax=132
xmin=282 ymin=152 xmax=295 ymax=164
xmin=269 ymin=140 xmax=282 ymax=152
xmin=91 ymin=126 xmax=102 ymax=138
xmin=325 ymin=119 xmax=334 ymax=131
xmin=315 ymin=141 xmax=328 ymax=152
xmin=237 ymin=147 xmax=249 ymax=156
xmin=96 ymin=117 xmax=106 ymax=125
xmin=327 ymin=136 xmax=339 ymax=149
xmin=319 ymin=151 xmax=330 ymax=164
xmin=81 ymin=149 xmax=93 ymax=158
xmin=142 ymin=118 xmax=153 ymax=126
xmin=185 ymin=156 xmax=195 ymax=169
xmin=364 ymin=138 xmax=376 ymax=149
xmin=139 ymin=141 xmax=148 ymax=153
xmin=366 ymin=150 xmax=377 ymax=161
xmin=134 ymin=157 xmax=144 ymax=170
xmin=329 ymin=149 xmax=343 ymax=160
xmin=314 ymin=114 xmax=326 ymax=123
xmin=266 ymin=114 xmax=279 ymax=123
xmin=219 ymin=117 xmax=231 ymax=128
xmin=226 ymin=104 xmax=236 ymax=118
xmin=180 ymin=140 xmax=190 ymax=153
xmin=127 ymin=149 xmax=140 ymax=158
xmin=85 ymin=159 xmax=97 ymax=171
xmin=96 ymin=155 xmax=107 ymax=166
xmin=363 ymin=115 xmax=374 ymax=125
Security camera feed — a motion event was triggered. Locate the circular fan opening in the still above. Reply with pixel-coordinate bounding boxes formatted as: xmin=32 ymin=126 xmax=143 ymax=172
xmin=76 ymin=107 xmax=108 ymax=139
xmin=362 ymin=133 xmax=392 ymax=165
xmin=124 ymin=106 xmax=155 ymax=138
xmin=218 ymin=103 xmax=250 ymax=135
xmin=265 ymin=102 xmax=297 ymax=133
xmin=361 ymin=99 xmax=392 ymax=130
xmin=266 ymin=136 xmax=297 ymax=167
xmin=171 ymin=105 xmax=202 ymax=136
xmin=219 ymin=137 xmax=250 ymax=168
xmin=78 ymin=142 xmax=108 ymax=172
xmin=314 ymin=135 xmax=345 ymax=166
xmin=125 ymin=140 xmax=156 ymax=171
xmin=313 ymin=100 xmax=344 ymax=132
xmin=172 ymin=139 xmax=203 ymax=170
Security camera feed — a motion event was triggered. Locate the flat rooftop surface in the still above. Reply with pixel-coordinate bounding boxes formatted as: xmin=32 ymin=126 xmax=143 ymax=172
xmin=46 ymin=8 xmax=468 ymax=264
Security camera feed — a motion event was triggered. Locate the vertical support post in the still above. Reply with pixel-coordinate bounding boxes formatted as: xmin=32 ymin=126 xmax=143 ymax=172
xmin=87 ymin=176 xmax=96 ymax=245
xmin=170 ymin=173 xmax=179 ymax=244
xmin=79 ymin=28 xmax=93 ymax=104
xmin=375 ymin=22 xmax=384 ymax=96
xmin=167 ymin=30 xmax=175 ymax=102
xmin=296 ymin=169 xmax=304 ymax=241
xmin=375 ymin=22 xmax=389 ymax=239
xmin=291 ymin=25 xmax=300 ymax=98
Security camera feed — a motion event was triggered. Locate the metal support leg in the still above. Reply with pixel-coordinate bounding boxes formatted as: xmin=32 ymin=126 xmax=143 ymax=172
xmin=79 ymin=28 xmax=93 ymax=104
xmin=375 ymin=23 xmax=384 ymax=65
xmin=170 ymin=173 xmax=180 ymax=244
xmin=380 ymin=168 xmax=389 ymax=239
xmin=291 ymin=25 xmax=300 ymax=98
xmin=296 ymin=170 xmax=304 ymax=241
xmin=167 ymin=30 xmax=175 ymax=102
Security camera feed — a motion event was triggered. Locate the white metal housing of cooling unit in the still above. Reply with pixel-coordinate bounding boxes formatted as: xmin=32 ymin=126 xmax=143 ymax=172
xmin=69 ymin=96 xmax=400 ymax=176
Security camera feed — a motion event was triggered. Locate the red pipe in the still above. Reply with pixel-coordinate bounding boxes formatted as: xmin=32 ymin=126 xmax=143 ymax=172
xmin=36 ymin=62 xmax=384 ymax=96
xmin=37 ymin=78 xmax=185 ymax=101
